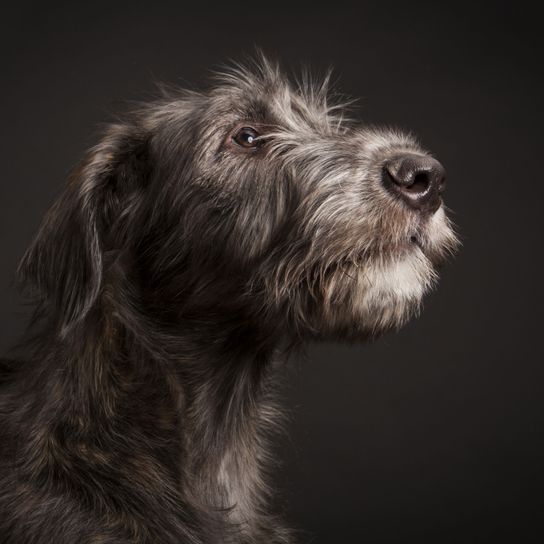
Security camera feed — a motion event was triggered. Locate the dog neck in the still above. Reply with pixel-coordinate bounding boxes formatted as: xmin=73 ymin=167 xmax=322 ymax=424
xmin=22 ymin=307 xmax=287 ymax=537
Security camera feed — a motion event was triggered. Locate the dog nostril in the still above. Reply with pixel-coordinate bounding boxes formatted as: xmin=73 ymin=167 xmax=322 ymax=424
xmin=406 ymin=172 xmax=431 ymax=194
xmin=382 ymin=154 xmax=446 ymax=214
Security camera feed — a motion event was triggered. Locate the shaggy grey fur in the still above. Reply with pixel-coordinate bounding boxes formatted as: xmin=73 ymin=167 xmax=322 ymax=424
xmin=0 ymin=55 xmax=458 ymax=543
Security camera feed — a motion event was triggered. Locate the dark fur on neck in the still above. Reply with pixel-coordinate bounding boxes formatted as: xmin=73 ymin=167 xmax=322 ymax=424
xmin=0 ymin=289 xmax=293 ymax=542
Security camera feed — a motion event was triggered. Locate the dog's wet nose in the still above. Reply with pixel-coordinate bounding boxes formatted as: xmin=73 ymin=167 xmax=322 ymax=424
xmin=382 ymin=154 xmax=446 ymax=214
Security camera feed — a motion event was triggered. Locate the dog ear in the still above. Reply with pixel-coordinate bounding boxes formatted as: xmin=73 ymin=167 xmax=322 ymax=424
xmin=19 ymin=124 xmax=149 ymax=337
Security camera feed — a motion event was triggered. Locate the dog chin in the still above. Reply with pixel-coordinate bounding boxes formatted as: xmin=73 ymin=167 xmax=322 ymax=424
xmin=314 ymin=247 xmax=437 ymax=339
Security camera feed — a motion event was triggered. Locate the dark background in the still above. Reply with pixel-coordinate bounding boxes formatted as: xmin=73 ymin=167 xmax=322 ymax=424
xmin=1 ymin=2 xmax=543 ymax=542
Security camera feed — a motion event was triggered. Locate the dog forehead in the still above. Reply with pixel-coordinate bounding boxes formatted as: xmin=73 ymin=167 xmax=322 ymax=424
xmin=206 ymin=70 xmax=334 ymax=131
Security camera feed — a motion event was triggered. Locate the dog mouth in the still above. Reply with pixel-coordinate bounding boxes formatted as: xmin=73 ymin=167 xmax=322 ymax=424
xmin=406 ymin=229 xmax=454 ymax=269
xmin=333 ymin=234 xmax=426 ymax=273
xmin=340 ymin=233 xmax=427 ymax=269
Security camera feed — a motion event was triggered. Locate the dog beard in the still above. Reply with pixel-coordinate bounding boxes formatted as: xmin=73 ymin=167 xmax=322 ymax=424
xmin=295 ymin=207 xmax=458 ymax=339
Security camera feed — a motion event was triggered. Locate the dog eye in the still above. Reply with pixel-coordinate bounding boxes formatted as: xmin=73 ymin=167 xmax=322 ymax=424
xmin=232 ymin=127 xmax=262 ymax=149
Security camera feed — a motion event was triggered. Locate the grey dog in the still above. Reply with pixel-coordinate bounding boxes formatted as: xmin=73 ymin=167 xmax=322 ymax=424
xmin=0 ymin=56 xmax=458 ymax=543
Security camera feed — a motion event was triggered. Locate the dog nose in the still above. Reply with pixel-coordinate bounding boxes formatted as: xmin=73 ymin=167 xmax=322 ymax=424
xmin=382 ymin=154 xmax=446 ymax=214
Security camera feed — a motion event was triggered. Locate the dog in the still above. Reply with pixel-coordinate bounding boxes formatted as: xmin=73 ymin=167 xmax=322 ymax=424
xmin=0 ymin=56 xmax=458 ymax=543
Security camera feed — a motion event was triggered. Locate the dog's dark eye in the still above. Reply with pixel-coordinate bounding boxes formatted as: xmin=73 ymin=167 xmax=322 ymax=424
xmin=232 ymin=127 xmax=261 ymax=149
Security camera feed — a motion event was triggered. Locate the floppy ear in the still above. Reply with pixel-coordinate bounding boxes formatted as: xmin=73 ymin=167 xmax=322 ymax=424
xmin=19 ymin=123 xmax=148 ymax=337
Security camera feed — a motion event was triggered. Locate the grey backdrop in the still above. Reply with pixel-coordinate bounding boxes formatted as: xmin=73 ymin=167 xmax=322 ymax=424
xmin=1 ymin=1 xmax=543 ymax=542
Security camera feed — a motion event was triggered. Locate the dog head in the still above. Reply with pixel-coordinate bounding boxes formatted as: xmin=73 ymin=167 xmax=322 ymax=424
xmin=20 ymin=56 xmax=458 ymax=344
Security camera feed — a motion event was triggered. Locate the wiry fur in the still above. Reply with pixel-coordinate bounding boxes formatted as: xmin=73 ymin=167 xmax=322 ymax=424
xmin=0 ymin=56 xmax=458 ymax=543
